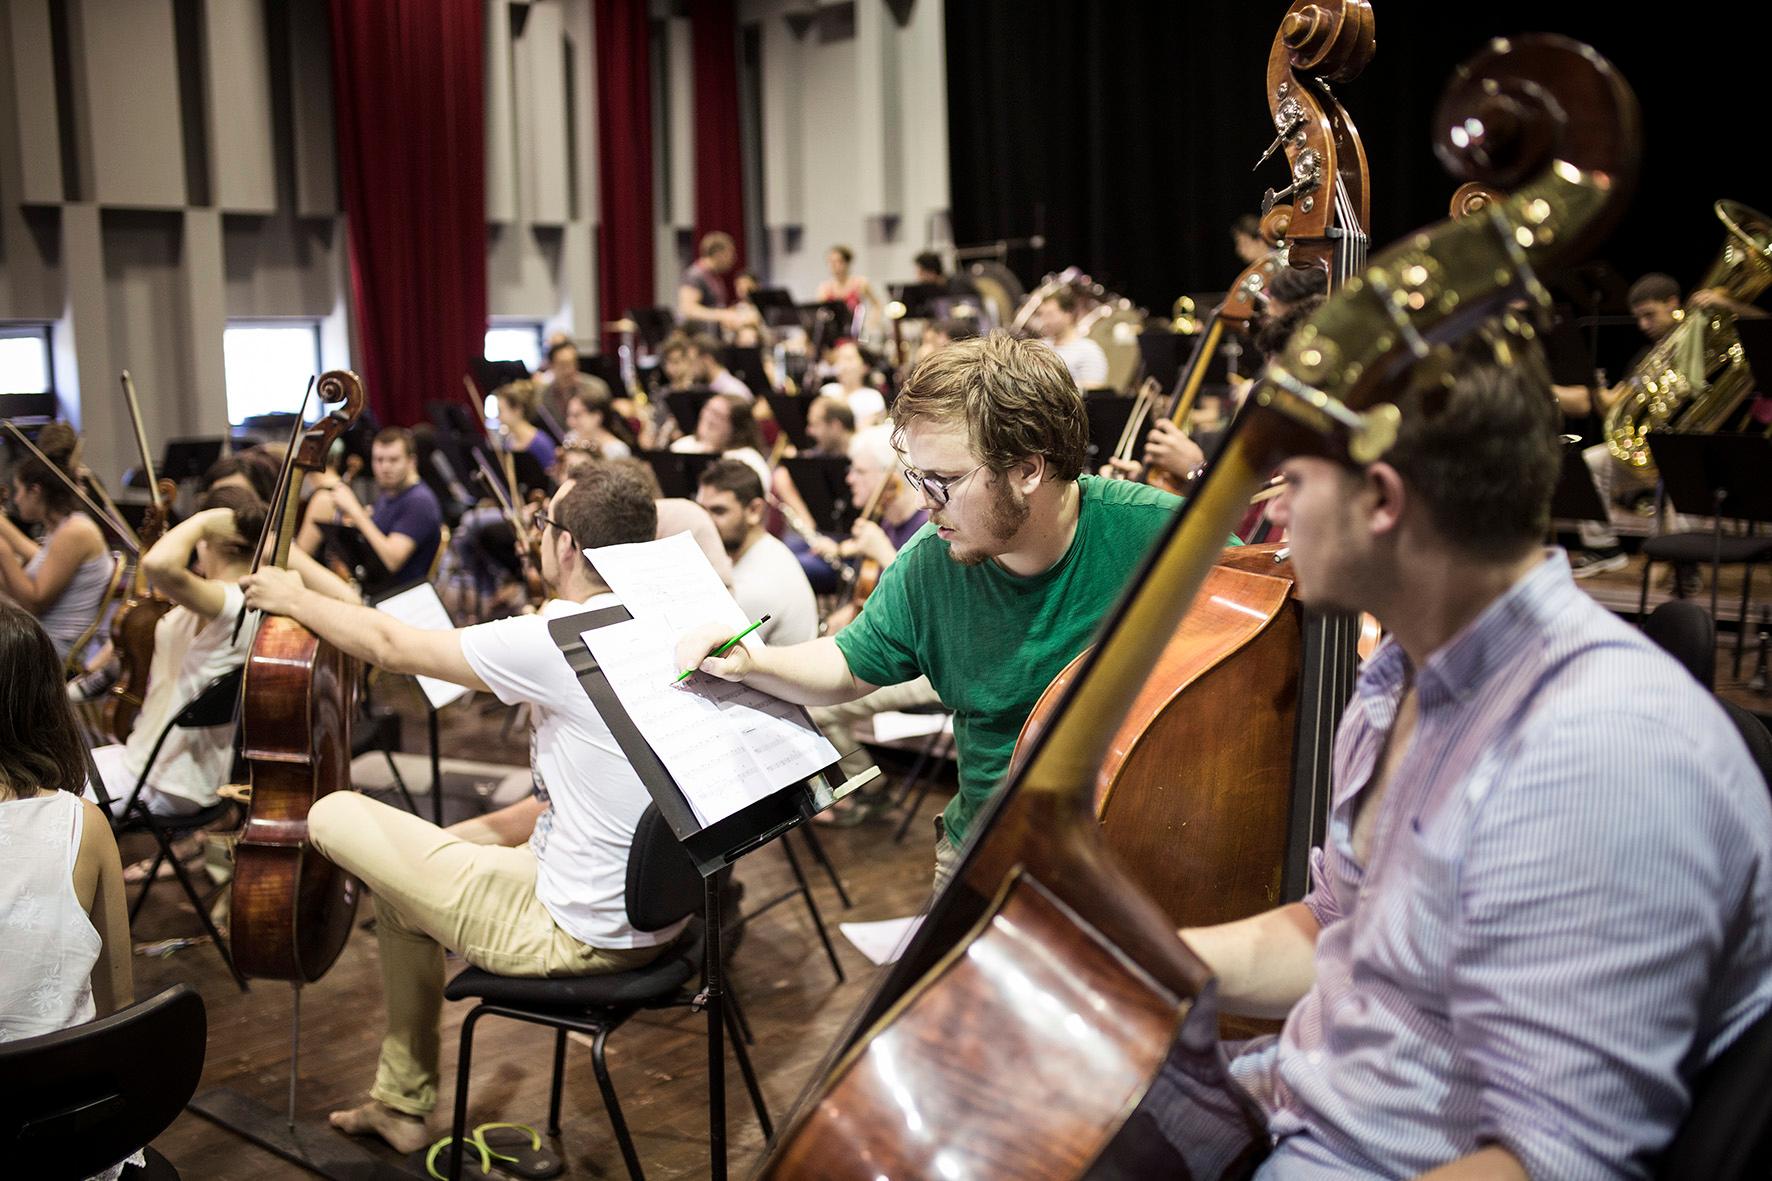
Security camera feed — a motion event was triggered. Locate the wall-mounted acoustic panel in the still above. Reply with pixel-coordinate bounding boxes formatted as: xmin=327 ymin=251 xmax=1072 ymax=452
xmin=287 ymin=0 xmax=337 ymax=217
xmin=7 ymin=0 xmax=65 ymax=204
xmin=79 ymin=0 xmax=187 ymax=209
xmin=485 ymin=0 xmax=518 ymax=222
xmin=516 ymin=0 xmax=569 ymax=226
xmin=203 ymin=0 xmax=277 ymax=213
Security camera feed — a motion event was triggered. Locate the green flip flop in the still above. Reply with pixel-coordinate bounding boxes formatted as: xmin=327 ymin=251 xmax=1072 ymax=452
xmin=473 ymin=1123 xmax=564 ymax=1180
xmin=424 ymin=1134 xmax=492 ymax=1180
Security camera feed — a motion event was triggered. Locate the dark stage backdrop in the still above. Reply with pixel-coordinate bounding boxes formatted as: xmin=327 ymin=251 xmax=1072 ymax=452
xmin=947 ymin=3 xmax=1763 ymax=317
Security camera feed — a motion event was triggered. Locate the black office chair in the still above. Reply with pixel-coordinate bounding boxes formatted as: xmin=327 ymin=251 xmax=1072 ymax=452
xmin=113 ymin=668 xmax=247 ymax=990
xmin=1642 ymin=599 xmax=1718 ymax=689
xmin=1656 ymin=1004 xmax=1772 ymax=1179
xmin=0 ymin=984 xmax=206 ymax=1179
xmin=440 ymin=805 xmax=769 ymax=1181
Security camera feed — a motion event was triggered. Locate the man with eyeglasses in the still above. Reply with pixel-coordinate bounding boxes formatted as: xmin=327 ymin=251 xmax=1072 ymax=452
xmin=678 ymin=331 xmax=1186 ymax=886
xmin=241 ymin=466 xmax=685 ymax=1155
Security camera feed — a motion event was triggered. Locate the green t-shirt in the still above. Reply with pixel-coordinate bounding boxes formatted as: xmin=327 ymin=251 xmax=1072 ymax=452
xmin=835 ymin=475 xmax=1192 ymax=845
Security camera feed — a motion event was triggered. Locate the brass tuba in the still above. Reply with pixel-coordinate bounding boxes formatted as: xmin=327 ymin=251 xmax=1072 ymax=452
xmin=1604 ymin=200 xmax=1772 ymax=473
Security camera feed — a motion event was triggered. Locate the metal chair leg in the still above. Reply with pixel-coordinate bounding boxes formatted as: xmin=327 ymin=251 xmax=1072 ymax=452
xmin=128 ymin=846 xmax=169 ymax=923
xmin=1637 ymin=554 xmax=1654 ymax=623
xmin=381 ymin=747 xmax=422 ymax=817
xmin=590 ymin=1027 xmax=646 ymax=1181
xmin=547 ymin=1027 xmax=568 ymax=1137
xmin=1737 ymin=563 xmax=1756 ymax=680
xmin=780 ymin=839 xmax=844 ymax=984
xmin=164 ymin=843 xmax=247 ymax=992
xmin=447 ymin=1006 xmax=485 ymax=1181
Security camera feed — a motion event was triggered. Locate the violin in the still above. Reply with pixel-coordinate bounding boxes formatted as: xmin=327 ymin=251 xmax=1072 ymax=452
xmin=106 ymin=371 xmax=177 ymax=742
xmin=231 ymin=371 xmax=367 ymax=983
xmin=472 ymin=447 xmax=546 ymax=608
xmin=757 ymin=34 xmax=1639 ymax=1179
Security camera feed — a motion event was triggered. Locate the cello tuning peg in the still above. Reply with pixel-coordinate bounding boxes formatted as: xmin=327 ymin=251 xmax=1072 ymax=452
xmin=1262 ymin=182 xmax=1300 ymax=214
xmin=1253 ymin=131 xmax=1290 ymax=171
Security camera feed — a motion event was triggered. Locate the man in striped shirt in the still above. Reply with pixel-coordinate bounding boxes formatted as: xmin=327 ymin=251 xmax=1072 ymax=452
xmin=1179 ymin=337 xmax=1772 ymax=1178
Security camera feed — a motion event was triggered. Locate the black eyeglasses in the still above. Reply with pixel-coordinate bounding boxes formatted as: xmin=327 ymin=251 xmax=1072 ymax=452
xmin=530 ymin=511 xmax=572 ymax=544
xmin=900 ymin=461 xmax=988 ymax=508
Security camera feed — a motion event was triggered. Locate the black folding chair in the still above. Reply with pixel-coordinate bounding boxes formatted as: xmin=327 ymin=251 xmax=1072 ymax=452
xmin=112 ymin=668 xmax=248 ymax=990
xmin=0 ymin=984 xmax=206 ymax=1179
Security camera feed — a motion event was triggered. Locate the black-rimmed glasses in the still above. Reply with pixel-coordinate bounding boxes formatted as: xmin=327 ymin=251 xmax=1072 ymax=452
xmin=900 ymin=461 xmax=988 ymax=508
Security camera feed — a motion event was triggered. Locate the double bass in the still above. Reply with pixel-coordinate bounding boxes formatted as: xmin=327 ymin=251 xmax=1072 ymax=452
xmin=106 ymin=371 xmax=179 ymax=742
xmin=758 ymin=34 xmax=1639 ymax=1179
xmin=231 ymin=371 xmax=366 ymax=983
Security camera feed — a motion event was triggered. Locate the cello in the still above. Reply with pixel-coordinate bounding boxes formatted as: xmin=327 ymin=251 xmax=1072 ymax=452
xmin=757 ymin=34 xmax=1638 ymax=1179
xmin=231 ymin=370 xmax=366 ymax=983
xmin=106 ymin=371 xmax=179 ymax=742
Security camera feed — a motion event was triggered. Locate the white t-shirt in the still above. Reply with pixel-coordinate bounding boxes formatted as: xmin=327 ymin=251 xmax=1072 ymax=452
xmin=459 ymin=595 xmax=688 ymax=950
xmin=708 ymin=370 xmax=754 ymax=402
xmin=731 ymin=532 xmax=819 ymax=647
xmin=1049 ymin=336 xmax=1110 ymax=389
xmin=121 ymin=585 xmax=258 ymax=806
xmin=818 ymin=382 xmax=888 ymax=428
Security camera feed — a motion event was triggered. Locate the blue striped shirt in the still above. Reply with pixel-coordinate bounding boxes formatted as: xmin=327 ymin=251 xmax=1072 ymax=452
xmin=1232 ymin=552 xmax=1772 ymax=1179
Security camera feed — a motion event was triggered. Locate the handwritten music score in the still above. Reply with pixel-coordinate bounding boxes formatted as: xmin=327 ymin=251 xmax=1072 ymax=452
xmin=583 ymin=531 xmax=839 ymax=826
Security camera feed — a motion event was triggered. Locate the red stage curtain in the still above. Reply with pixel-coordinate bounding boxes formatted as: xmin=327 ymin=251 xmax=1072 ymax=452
xmin=691 ymin=0 xmax=746 ymax=266
xmin=595 ymin=0 xmax=656 ymax=347
xmin=330 ymin=0 xmax=486 ymax=426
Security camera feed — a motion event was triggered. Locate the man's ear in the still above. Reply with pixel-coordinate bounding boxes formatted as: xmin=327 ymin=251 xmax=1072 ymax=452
xmin=745 ymin=497 xmax=767 ymax=527
xmin=1013 ymin=455 xmax=1046 ymax=495
xmin=1363 ymin=462 xmax=1406 ymax=538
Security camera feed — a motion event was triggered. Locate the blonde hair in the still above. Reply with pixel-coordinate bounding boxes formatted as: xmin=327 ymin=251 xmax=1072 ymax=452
xmin=494 ymin=379 xmax=541 ymax=423
xmin=890 ymin=330 xmax=1089 ymax=481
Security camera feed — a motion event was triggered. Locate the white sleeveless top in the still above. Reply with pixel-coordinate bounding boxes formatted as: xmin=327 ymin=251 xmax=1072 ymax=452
xmin=0 ymin=790 xmax=100 ymax=1042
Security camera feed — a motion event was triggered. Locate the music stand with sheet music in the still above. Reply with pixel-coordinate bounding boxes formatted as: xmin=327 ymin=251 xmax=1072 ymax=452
xmin=368 ymin=582 xmax=472 ymax=826
xmin=782 ymin=455 xmax=856 ymax=535
xmin=1083 ymin=390 xmax=1151 ymax=471
xmin=665 ymin=388 xmax=717 ymax=436
xmin=547 ymin=606 xmax=877 ymax=1181
xmin=639 ymin=449 xmax=717 ymax=500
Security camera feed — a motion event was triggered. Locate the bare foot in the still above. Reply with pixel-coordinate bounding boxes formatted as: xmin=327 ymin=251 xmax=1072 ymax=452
xmin=328 ymin=1100 xmax=430 ymax=1154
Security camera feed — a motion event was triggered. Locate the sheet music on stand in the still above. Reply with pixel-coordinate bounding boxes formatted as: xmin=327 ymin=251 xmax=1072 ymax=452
xmin=581 ymin=531 xmax=844 ymax=828
xmin=370 ymin=582 xmax=471 ymax=710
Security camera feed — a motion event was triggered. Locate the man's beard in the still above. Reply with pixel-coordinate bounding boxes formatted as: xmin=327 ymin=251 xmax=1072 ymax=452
xmin=944 ymin=478 xmax=1029 ymax=567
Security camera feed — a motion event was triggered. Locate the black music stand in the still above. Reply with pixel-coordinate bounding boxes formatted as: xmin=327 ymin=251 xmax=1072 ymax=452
xmin=722 ymin=345 xmax=772 ymax=399
xmin=1642 ymin=432 xmax=1772 ymax=665
xmin=640 ymin=449 xmax=717 ymax=500
xmin=764 ymin=393 xmax=813 ymax=451
xmin=1736 ymin=318 xmax=1772 ymax=394
xmin=548 ymin=607 xmax=876 ymax=1181
xmin=1548 ymin=436 xmax=1610 ymax=534
xmin=627 ymin=307 xmax=677 ymax=349
xmin=750 ymin=288 xmax=800 ymax=330
xmin=666 ymin=388 xmax=717 ymax=436
xmin=473 ymin=357 xmax=531 ymax=392
xmin=578 ymin=353 xmax=625 ymax=392
xmin=1137 ymin=332 xmax=1183 ymax=394
xmin=802 ymin=300 xmax=852 ymax=355
xmin=160 ymin=437 xmax=226 ymax=482
xmin=1083 ymin=390 xmax=1151 ymax=471
xmin=782 ymin=455 xmax=855 ymax=534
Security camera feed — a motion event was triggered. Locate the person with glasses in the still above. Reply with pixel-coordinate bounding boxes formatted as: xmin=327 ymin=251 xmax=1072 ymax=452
xmin=677 ymin=331 xmax=1187 ymax=886
xmin=241 ymin=465 xmax=683 ymax=1155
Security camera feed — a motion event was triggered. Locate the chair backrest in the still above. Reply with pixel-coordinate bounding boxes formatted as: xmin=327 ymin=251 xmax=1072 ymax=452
xmin=426 ymin=523 xmax=452 ymax=583
xmin=1656 ymin=1003 xmax=1772 ymax=1178
xmin=0 ymin=984 xmax=206 ymax=1177
xmin=623 ymin=804 xmax=704 ymax=933
xmin=1643 ymin=599 xmax=1717 ymax=689
xmin=172 ymin=666 xmax=245 ymax=730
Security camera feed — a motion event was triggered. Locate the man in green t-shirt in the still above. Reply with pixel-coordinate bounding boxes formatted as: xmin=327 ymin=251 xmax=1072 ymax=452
xmin=676 ymin=331 xmax=1180 ymax=886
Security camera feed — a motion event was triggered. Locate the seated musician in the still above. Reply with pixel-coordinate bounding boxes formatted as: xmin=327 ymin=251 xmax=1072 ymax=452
xmin=491 ymin=379 xmax=559 ymax=471
xmin=298 ymin=427 xmax=445 ymax=590
xmin=240 ymin=465 xmax=683 ymax=1154
xmin=688 ymin=333 xmax=756 ymax=403
xmin=85 ymin=488 xmax=353 ymax=819
xmin=1036 ymin=288 xmax=1110 ymax=390
xmin=677 ymin=332 xmax=1183 ymax=885
xmin=777 ymin=396 xmax=854 ymax=591
xmin=669 ymin=392 xmax=771 ymax=486
xmin=0 ymin=426 xmax=114 ymax=667
xmin=1168 ymin=338 xmax=1772 ymax=1178
xmin=696 ymin=459 xmax=819 ymax=646
xmin=563 ymin=383 xmax=638 ymax=460
xmin=817 ymin=340 xmax=887 ymax=427
xmin=597 ymin=455 xmax=734 ymax=588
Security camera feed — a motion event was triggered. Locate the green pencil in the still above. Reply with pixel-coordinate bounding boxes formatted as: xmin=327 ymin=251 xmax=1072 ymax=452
xmin=674 ymin=614 xmax=771 ymax=684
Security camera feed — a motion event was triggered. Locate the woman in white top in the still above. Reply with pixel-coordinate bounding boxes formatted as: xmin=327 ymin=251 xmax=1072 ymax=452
xmin=563 ymin=385 xmax=637 ymax=460
xmin=816 ymin=339 xmax=888 ymax=427
xmin=0 ymin=601 xmax=134 ymax=1037
xmin=669 ymin=393 xmax=772 ymax=486
xmin=0 ymin=428 xmax=112 ymax=666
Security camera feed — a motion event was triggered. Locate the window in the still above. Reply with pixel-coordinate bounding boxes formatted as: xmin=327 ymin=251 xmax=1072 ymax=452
xmin=0 ymin=326 xmax=53 ymax=394
xmin=484 ymin=322 xmax=544 ymax=373
xmin=223 ymin=321 xmax=323 ymax=425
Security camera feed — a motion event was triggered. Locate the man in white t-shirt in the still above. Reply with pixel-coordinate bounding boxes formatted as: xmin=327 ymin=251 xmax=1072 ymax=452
xmin=1036 ymin=287 xmax=1109 ymax=390
xmin=87 ymin=486 xmax=355 ymax=818
xmin=695 ymin=458 xmax=819 ymax=647
xmin=241 ymin=465 xmax=680 ymax=1155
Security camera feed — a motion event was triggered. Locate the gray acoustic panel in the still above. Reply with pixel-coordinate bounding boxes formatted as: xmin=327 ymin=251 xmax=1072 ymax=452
xmin=79 ymin=0 xmax=187 ymax=209
xmin=516 ymin=0 xmax=569 ymax=226
xmin=485 ymin=0 xmax=518 ymax=223
xmin=8 ymin=0 xmax=65 ymax=204
xmin=204 ymin=0 xmax=277 ymax=213
xmin=287 ymin=0 xmax=337 ymax=218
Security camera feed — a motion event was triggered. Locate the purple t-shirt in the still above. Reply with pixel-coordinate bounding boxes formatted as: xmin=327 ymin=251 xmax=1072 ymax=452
xmin=372 ymin=481 xmax=444 ymax=587
xmin=881 ymin=508 xmax=930 ymax=553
